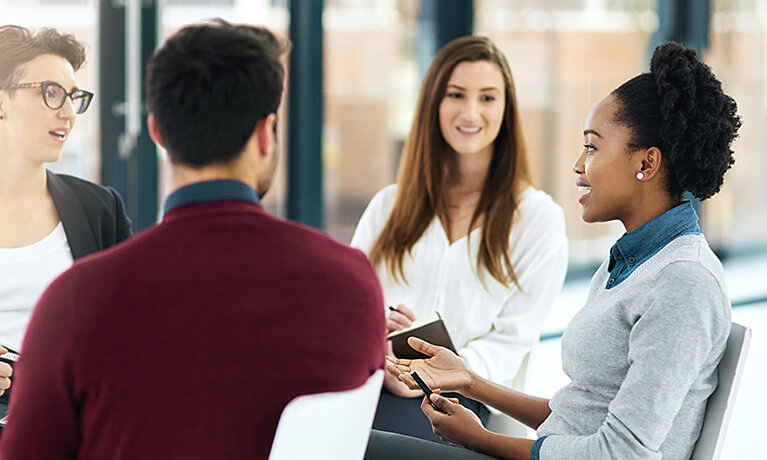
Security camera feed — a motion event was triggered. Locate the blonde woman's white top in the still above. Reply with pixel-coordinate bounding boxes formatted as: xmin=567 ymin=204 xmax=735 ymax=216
xmin=0 ymin=222 xmax=74 ymax=351
xmin=351 ymin=184 xmax=568 ymax=388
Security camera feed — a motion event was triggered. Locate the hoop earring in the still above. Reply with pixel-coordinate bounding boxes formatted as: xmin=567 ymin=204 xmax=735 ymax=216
xmin=636 ymin=172 xmax=645 ymax=181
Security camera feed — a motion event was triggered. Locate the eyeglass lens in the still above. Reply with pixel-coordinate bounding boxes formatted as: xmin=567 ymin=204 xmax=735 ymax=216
xmin=43 ymin=82 xmax=91 ymax=114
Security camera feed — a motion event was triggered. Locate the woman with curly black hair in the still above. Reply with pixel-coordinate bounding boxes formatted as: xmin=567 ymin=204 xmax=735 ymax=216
xmin=367 ymin=41 xmax=741 ymax=460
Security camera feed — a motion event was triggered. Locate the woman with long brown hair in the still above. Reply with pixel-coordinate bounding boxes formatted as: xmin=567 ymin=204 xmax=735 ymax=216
xmin=351 ymin=35 xmax=568 ymax=441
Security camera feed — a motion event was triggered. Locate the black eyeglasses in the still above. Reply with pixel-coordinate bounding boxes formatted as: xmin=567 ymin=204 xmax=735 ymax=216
xmin=0 ymin=81 xmax=94 ymax=114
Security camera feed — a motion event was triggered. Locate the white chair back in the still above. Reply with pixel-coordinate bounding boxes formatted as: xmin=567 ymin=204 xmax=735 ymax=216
xmin=690 ymin=322 xmax=752 ymax=460
xmin=268 ymin=369 xmax=384 ymax=460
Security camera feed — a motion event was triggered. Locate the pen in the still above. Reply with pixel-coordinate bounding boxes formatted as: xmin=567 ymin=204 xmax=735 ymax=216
xmin=388 ymin=305 xmax=400 ymax=313
xmin=410 ymin=370 xmax=446 ymax=413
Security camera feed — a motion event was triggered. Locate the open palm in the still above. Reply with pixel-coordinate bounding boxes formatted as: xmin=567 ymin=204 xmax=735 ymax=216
xmin=392 ymin=336 xmax=472 ymax=394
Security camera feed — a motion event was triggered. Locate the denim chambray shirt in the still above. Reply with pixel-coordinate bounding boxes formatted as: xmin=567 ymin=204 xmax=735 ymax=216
xmin=163 ymin=179 xmax=260 ymax=217
xmin=605 ymin=201 xmax=700 ymax=289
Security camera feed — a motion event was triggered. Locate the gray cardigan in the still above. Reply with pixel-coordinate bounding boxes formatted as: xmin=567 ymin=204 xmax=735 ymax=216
xmin=537 ymin=234 xmax=730 ymax=459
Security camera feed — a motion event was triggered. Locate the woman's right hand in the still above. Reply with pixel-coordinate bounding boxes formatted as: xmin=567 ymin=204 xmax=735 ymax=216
xmin=387 ymin=337 xmax=472 ymax=395
xmin=385 ymin=304 xmax=416 ymax=334
xmin=0 ymin=346 xmax=12 ymax=397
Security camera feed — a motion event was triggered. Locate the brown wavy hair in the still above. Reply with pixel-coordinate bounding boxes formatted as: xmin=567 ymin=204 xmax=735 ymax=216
xmin=0 ymin=25 xmax=86 ymax=89
xmin=369 ymin=36 xmax=531 ymax=288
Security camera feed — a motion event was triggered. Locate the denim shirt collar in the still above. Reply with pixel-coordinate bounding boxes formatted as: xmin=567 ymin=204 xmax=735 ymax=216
xmin=163 ymin=180 xmax=260 ymax=217
xmin=606 ymin=200 xmax=700 ymax=289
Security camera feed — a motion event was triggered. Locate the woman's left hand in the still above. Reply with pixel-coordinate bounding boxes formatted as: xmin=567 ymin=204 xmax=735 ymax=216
xmin=420 ymin=390 xmax=487 ymax=449
xmin=383 ymin=341 xmax=423 ymax=397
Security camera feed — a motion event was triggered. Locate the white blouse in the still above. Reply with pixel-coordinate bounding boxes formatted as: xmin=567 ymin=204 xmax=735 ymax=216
xmin=351 ymin=184 xmax=568 ymax=388
xmin=0 ymin=222 xmax=73 ymax=351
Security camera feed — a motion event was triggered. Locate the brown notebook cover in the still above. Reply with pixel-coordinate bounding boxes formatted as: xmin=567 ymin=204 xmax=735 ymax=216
xmin=387 ymin=312 xmax=457 ymax=359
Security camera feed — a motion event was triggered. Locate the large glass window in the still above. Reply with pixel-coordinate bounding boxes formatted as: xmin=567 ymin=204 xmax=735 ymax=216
xmin=7 ymin=0 xmax=763 ymax=260
xmin=320 ymin=0 xmax=767 ymax=267
xmin=322 ymin=0 xmax=419 ymax=242
xmin=473 ymin=0 xmax=767 ymax=268
xmin=475 ymin=0 xmax=659 ymax=267
xmin=705 ymin=0 xmax=767 ymax=253
xmin=155 ymin=0 xmax=289 ymax=217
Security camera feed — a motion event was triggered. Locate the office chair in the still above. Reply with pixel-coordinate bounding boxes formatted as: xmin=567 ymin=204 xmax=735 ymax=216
xmin=690 ymin=322 xmax=752 ymax=460
xmin=268 ymin=369 xmax=384 ymax=460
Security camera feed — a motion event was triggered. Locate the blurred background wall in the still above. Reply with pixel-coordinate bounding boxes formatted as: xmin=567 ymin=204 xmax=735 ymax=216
xmin=2 ymin=0 xmax=763 ymax=270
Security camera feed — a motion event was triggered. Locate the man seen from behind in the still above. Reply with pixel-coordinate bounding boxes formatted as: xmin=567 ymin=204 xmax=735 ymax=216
xmin=0 ymin=19 xmax=386 ymax=459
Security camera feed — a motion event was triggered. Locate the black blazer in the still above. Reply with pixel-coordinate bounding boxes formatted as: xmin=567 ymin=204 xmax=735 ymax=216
xmin=0 ymin=173 xmax=132 ymax=430
xmin=47 ymin=171 xmax=133 ymax=259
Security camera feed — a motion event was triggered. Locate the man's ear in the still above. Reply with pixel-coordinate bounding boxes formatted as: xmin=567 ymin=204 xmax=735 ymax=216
xmin=255 ymin=113 xmax=277 ymax=158
xmin=636 ymin=146 xmax=663 ymax=181
xmin=147 ymin=113 xmax=165 ymax=149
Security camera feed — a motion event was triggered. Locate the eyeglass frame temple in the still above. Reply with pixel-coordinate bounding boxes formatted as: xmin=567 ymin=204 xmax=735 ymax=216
xmin=0 ymin=81 xmax=94 ymax=113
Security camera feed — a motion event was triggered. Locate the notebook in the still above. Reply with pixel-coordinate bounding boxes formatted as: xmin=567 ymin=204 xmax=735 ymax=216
xmin=386 ymin=312 xmax=457 ymax=359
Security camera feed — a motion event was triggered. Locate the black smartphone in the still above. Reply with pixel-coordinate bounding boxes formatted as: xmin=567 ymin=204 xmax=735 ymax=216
xmin=0 ymin=345 xmax=19 ymax=366
xmin=410 ymin=370 xmax=446 ymax=413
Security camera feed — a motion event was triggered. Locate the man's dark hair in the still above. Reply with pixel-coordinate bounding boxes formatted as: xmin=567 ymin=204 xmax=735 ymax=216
xmin=146 ymin=19 xmax=288 ymax=166
xmin=0 ymin=25 xmax=86 ymax=89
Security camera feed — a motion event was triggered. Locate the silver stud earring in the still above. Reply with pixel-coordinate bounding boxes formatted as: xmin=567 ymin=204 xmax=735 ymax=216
xmin=636 ymin=172 xmax=645 ymax=180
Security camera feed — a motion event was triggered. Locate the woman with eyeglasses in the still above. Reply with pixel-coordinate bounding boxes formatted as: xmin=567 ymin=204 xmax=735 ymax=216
xmin=0 ymin=25 xmax=132 ymax=392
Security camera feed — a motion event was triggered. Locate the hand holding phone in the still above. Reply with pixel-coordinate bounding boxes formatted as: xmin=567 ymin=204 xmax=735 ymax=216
xmin=0 ymin=345 xmax=19 ymax=366
xmin=410 ymin=370 xmax=446 ymax=413
xmin=0 ymin=345 xmax=17 ymax=402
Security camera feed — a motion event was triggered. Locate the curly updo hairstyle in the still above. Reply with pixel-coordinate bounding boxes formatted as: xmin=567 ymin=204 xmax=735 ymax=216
xmin=611 ymin=41 xmax=741 ymax=201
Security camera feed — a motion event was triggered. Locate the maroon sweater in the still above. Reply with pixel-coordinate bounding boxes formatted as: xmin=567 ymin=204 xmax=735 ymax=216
xmin=0 ymin=200 xmax=386 ymax=459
